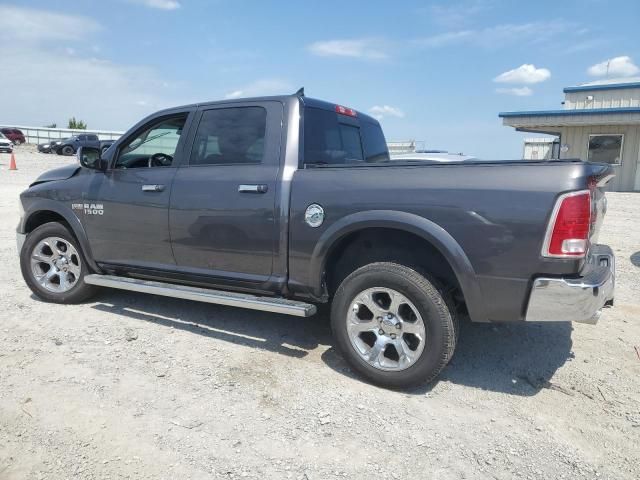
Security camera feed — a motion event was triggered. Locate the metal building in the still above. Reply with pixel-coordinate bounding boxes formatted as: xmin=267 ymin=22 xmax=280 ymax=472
xmin=387 ymin=140 xmax=417 ymax=155
xmin=523 ymin=137 xmax=560 ymax=160
xmin=500 ymin=78 xmax=640 ymax=191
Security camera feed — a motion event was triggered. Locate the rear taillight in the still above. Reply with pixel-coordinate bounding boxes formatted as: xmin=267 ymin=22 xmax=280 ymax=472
xmin=542 ymin=190 xmax=591 ymax=258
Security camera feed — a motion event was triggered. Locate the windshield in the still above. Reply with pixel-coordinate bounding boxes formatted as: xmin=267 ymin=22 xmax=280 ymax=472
xmin=0 ymin=132 xmax=6 ymax=140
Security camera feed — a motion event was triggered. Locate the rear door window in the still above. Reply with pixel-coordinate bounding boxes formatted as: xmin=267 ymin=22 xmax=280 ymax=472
xmin=189 ymin=107 xmax=267 ymax=166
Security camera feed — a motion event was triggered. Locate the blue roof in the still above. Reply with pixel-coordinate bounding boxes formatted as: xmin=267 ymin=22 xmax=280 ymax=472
xmin=499 ymin=107 xmax=640 ymax=118
xmin=563 ymin=81 xmax=640 ymax=93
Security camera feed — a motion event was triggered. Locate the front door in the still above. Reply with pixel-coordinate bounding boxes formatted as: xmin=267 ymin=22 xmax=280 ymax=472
xmin=83 ymin=112 xmax=192 ymax=270
xmin=169 ymin=102 xmax=283 ymax=291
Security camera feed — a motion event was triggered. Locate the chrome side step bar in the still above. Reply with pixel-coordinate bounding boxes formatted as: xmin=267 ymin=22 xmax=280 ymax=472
xmin=84 ymin=274 xmax=317 ymax=317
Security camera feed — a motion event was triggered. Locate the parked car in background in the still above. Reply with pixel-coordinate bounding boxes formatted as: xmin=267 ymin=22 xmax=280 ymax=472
xmin=38 ymin=138 xmax=68 ymax=154
xmin=53 ymin=134 xmax=115 ymax=156
xmin=0 ymin=132 xmax=14 ymax=153
xmin=1 ymin=128 xmax=26 ymax=144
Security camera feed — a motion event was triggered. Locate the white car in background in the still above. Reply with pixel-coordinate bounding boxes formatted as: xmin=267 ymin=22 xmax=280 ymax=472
xmin=0 ymin=132 xmax=14 ymax=153
xmin=391 ymin=151 xmax=476 ymax=162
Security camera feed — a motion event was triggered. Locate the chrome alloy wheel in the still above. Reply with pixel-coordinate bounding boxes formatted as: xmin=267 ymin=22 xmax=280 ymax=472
xmin=30 ymin=236 xmax=81 ymax=293
xmin=347 ymin=287 xmax=427 ymax=371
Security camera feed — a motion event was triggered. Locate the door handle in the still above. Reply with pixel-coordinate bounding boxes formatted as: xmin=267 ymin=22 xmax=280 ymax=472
xmin=142 ymin=184 xmax=165 ymax=192
xmin=238 ymin=184 xmax=268 ymax=194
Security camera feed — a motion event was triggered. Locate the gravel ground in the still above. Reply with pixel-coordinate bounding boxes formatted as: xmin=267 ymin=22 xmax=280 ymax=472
xmin=1 ymin=147 xmax=639 ymax=480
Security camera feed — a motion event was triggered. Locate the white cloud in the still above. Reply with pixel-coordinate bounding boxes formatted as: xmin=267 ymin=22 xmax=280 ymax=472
xmin=563 ymin=38 xmax=608 ymax=54
xmin=0 ymin=5 xmax=101 ymax=42
xmin=427 ymin=0 xmax=493 ymax=28
xmin=494 ymin=64 xmax=551 ymax=84
xmin=224 ymin=79 xmax=294 ymax=100
xmin=224 ymin=90 xmax=244 ymax=100
xmin=0 ymin=6 xmax=185 ymax=130
xmin=129 ymin=0 xmax=181 ymax=10
xmin=495 ymin=86 xmax=533 ymax=96
xmin=368 ymin=105 xmax=405 ymax=121
xmin=588 ymin=56 xmax=639 ymax=77
xmin=415 ymin=30 xmax=473 ymax=48
xmin=307 ymin=39 xmax=387 ymax=60
xmin=415 ymin=20 xmax=574 ymax=49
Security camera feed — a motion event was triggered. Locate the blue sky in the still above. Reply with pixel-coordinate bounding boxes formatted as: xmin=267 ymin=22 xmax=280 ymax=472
xmin=1 ymin=0 xmax=639 ymax=158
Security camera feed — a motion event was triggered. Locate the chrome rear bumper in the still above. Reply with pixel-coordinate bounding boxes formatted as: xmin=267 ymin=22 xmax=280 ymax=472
xmin=525 ymin=244 xmax=614 ymax=324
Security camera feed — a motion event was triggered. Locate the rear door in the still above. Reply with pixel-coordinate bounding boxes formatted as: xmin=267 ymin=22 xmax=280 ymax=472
xmin=83 ymin=110 xmax=193 ymax=269
xmin=169 ymin=101 xmax=283 ymax=291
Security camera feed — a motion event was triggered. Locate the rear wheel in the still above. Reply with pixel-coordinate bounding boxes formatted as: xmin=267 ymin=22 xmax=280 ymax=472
xmin=20 ymin=222 xmax=97 ymax=303
xmin=331 ymin=262 xmax=456 ymax=388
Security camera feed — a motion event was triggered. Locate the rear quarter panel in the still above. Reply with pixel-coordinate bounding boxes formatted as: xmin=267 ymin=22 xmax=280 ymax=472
xmin=289 ymin=162 xmax=593 ymax=322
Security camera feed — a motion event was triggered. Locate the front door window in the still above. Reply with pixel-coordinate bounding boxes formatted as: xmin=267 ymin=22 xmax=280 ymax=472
xmin=116 ymin=116 xmax=187 ymax=169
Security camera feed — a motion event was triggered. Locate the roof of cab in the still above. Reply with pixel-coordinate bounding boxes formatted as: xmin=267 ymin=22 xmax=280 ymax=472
xmin=152 ymin=93 xmax=379 ymax=124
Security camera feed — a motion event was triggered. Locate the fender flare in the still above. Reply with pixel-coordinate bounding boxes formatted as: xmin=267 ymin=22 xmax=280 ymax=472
xmin=309 ymin=210 xmax=488 ymax=323
xmin=20 ymin=199 xmax=101 ymax=273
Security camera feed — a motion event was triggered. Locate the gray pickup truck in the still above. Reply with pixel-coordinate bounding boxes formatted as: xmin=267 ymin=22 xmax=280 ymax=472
xmin=53 ymin=134 xmax=115 ymax=156
xmin=16 ymin=91 xmax=615 ymax=388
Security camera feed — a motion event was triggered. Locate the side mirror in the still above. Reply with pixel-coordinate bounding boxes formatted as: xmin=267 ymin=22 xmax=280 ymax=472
xmin=78 ymin=146 xmax=107 ymax=171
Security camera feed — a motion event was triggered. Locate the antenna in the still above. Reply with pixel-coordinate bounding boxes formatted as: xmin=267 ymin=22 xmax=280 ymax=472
xmin=295 ymin=87 xmax=305 ymax=97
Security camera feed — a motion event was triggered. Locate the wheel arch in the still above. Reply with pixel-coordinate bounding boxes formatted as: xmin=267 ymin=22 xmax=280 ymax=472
xmin=310 ymin=210 xmax=488 ymax=323
xmin=20 ymin=201 xmax=100 ymax=272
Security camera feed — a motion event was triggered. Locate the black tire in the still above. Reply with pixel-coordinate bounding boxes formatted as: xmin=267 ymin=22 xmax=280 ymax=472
xmin=330 ymin=262 xmax=456 ymax=389
xmin=20 ymin=222 xmax=97 ymax=304
xmin=61 ymin=145 xmax=75 ymax=156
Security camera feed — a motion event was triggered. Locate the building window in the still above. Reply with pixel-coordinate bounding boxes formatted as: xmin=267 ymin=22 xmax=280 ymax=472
xmin=588 ymin=134 xmax=623 ymax=165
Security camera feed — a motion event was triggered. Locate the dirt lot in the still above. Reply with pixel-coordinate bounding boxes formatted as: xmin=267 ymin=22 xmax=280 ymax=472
xmin=0 ymin=147 xmax=639 ymax=480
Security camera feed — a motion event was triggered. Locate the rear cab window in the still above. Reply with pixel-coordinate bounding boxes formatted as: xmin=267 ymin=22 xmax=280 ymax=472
xmin=303 ymin=105 xmax=389 ymax=167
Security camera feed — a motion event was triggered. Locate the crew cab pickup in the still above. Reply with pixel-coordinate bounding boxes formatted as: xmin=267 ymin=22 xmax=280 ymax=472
xmin=53 ymin=133 xmax=115 ymax=156
xmin=16 ymin=92 xmax=615 ymax=388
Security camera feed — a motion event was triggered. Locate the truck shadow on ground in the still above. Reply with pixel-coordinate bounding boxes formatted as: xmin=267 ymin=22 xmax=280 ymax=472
xmin=89 ymin=290 xmax=333 ymax=359
xmin=88 ymin=290 xmax=573 ymax=396
xmin=321 ymin=319 xmax=575 ymax=396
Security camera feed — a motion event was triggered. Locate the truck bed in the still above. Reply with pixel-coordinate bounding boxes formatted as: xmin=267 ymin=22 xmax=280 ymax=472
xmin=289 ymin=160 xmax=612 ymax=322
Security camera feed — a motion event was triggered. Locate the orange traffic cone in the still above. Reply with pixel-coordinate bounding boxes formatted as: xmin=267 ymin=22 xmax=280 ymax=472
xmin=9 ymin=152 xmax=17 ymax=170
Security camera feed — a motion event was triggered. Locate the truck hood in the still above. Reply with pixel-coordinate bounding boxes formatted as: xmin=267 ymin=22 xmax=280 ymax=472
xmin=30 ymin=164 xmax=80 ymax=186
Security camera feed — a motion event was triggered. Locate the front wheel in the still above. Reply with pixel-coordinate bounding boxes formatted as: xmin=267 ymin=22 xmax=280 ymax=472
xmin=330 ymin=262 xmax=456 ymax=388
xmin=20 ymin=222 xmax=97 ymax=303
xmin=61 ymin=145 xmax=75 ymax=156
